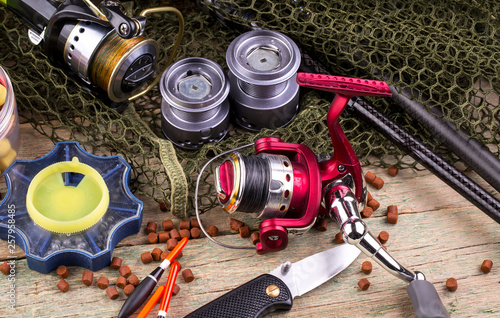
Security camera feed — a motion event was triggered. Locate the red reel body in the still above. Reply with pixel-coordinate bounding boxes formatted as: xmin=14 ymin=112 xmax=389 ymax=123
xmin=215 ymin=73 xmax=392 ymax=253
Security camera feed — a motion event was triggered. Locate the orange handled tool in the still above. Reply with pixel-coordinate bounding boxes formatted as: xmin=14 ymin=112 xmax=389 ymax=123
xmin=118 ymin=237 xmax=188 ymax=318
xmin=157 ymin=262 xmax=180 ymax=318
xmin=136 ymin=286 xmax=165 ymax=318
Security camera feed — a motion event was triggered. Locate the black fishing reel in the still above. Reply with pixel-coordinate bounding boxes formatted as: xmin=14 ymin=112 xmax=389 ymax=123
xmin=5 ymin=0 xmax=181 ymax=111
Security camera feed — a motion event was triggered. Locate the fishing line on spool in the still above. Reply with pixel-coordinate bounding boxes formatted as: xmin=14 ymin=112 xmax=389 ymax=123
xmin=237 ymin=155 xmax=271 ymax=213
xmin=195 ymin=143 xmax=256 ymax=250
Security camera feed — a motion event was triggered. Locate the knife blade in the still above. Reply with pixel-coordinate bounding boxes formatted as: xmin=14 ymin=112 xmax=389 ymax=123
xmin=185 ymin=243 xmax=361 ymax=318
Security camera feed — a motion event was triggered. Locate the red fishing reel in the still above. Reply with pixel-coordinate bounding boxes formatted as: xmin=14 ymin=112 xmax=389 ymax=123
xmin=214 ymin=73 xmax=392 ymax=253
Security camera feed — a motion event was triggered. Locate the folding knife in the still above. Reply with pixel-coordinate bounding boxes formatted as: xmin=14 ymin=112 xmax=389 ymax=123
xmin=185 ymin=243 xmax=360 ymax=318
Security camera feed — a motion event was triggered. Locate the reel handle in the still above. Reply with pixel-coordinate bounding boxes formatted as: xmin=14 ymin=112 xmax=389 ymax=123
xmin=325 ymin=178 xmax=448 ymax=317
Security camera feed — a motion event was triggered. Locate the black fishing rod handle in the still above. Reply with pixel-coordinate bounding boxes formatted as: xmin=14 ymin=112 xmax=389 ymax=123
xmin=391 ymin=87 xmax=500 ymax=194
xmin=348 ymin=98 xmax=500 ymax=224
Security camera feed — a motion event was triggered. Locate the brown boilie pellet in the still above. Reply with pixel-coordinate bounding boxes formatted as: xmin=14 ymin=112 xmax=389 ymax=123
xmin=128 ymin=275 xmax=140 ymax=286
xmin=480 ymin=259 xmax=493 ymax=274
xmin=179 ymin=220 xmax=191 ymax=230
xmin=180 ymin=229 xmax=191 ymax=239
xmin=191 ymin=218 xmax=201 ymax=229
xmin=152 ymin=248 xmax=163 ymax=261
xmin=176 ymin=251 xmax=183 ymax=259
xmin=160 ymin=251 xmax=169 ymax=261
xmin=387 ymin=212 xmax=398 ymax=224
xmin=367 ymin=199 xmax=380 ymax=211
xmin=367 ymin=191 xmax=373 ymax=202
xmin=124 ymin=284 xmax=135 ymax=297
xmin=57 ymin=279 xmax=70 ymax=293
xmin=387 ymin=205 xmax=398 ymax=214
xmin=190 ymin=227 xmax=201 ymax=239
xmin=229 ymin=218 xmax=245 ymax=231
xmin=387 ymin=166 xmax=399 ymax=176
xmin=82 ymin=270 xmax=94 ymax=286
xmin=365 ymin=171 xmax=376 ymax=184
xmin=251 ymin=232 xmax=260 ymax=245
xmin=110 ymin=256 xmax=122 ymax=269
xmin=182 ymin=269 xmax=195 ymax=283
xmin=378 ymin=231 xmax=390 ymax=244
xmin=446 ymin=278 xmax=458 ymax=292
xmin=316 ymin=218 xmax=328 ymax=231
xmin=159 ymin=201 xmax=168 ymax=211
xmin=116 ymin=276 xmax=127 ymax=289
xmin=361 ymin=206 xmax=373 ymax=218
xmin=158 ymin=232 xmax=170 ymax=243
xmin=358 ymin=278 xmax=371 ymax=291
xmin=170 ymin=229 xmax=181 ymax=241
xmin=172 ymin=284 xmax=181 ymax=296
xmin=335 ymin=232 xmax=344 ymax=244
xmin=141 ymin=252 xmax=154 ymax=264
xmin=361 ymin=261 xmax=372 ymax=275
xmin=56 ymin=265 xmax=70 ymax=279
xmin=239 ymin=225 xmax=250 ymax=238
xmin=97 ymin=276 xmax=110 ymax=289
xmin=162 ymin=219 xmax=174 ymax=231
xmin=106 ymin=286 xmax=119 ymax=300
xmin=146 ymin=221 xmax=157 ymax=234
xmin=118 ymin=265 xmax=132 ymax=278
xmin=372 ymin=177 xmax=384 ymax=190
xmin=167 ymin=238 xmax=178 ymax=251
xmin=1 ymin=261 xmax=10 ymax=275
xmin=206 ymin=225 xmax=218 ymax=237
xmin=147 ymin=232 xmax=158 ymax=244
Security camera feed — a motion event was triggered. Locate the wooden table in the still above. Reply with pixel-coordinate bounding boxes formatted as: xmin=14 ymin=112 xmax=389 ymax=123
xmin=0 ymin=123 xmax=499 ymax=317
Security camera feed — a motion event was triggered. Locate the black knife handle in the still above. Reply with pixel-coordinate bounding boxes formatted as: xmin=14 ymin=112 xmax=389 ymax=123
xmin=185 ymin=274 xmax=293 ymax=318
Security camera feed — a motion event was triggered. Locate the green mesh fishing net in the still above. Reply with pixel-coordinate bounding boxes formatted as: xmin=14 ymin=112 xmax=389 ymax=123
xmin=0 ymin=0 xmax=498 ymax=218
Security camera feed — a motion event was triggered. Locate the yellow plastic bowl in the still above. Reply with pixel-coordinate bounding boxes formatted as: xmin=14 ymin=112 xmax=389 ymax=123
xmin=26 ymin=157 xmax=109 ymax=233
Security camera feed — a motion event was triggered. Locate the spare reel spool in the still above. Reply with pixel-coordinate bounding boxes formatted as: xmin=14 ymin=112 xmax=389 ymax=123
xmin=0 ymin=141 xmax=143 ymax=273
xmin=226 ymin=29 xmax=301 ymax=131
xmin=160 ymin=57 xmax=230 ymax=149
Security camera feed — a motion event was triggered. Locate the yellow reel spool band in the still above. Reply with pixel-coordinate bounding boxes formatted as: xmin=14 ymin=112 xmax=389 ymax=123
xmin=26 ymin=157 xmax=110 ymax=234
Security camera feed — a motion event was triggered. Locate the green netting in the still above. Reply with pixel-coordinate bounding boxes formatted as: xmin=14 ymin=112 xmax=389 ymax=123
xmin=0 ymin=0 xmax=498 ymax=218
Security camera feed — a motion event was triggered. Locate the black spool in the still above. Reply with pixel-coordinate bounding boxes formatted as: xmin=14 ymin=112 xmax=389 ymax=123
xmin=238 ymin=155 xmax=271 ymax=214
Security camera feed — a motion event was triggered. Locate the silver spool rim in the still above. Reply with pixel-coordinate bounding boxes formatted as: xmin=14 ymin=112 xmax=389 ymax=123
xmin=226 ymin=30 xmax=301 ymax=86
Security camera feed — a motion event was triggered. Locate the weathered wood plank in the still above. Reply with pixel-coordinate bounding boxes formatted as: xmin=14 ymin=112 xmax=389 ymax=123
xmin=0 ymin=124 xmax=499 ymax=317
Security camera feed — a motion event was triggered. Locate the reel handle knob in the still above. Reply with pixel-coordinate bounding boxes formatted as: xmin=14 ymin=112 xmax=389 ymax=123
xmin=256 ymin=225 xmax=289 ymax=254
